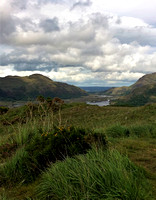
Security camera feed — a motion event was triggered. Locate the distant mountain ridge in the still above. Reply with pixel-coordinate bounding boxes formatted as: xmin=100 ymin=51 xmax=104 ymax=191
xmin=104 ymin=72 xmax=156 ymax=106
xmin=0 ymin=74 xmax=88 ymax=101
xmin=80 ymin=87 xmax=112 ymax=93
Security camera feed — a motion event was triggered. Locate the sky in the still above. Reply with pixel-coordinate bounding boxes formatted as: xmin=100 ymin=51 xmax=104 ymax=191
xmin=0 ymin=0 xmax=156 ymax=87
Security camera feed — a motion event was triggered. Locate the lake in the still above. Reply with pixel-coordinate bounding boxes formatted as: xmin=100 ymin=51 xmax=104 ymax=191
xmin=86 ymin=100 xmax=110 ymax=106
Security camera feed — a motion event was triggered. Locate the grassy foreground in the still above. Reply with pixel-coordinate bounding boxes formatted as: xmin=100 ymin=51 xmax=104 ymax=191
xmin=0 ymin=101 xmax=156 ymax=199
xmin=36 ymin=148 xmax=151 ymax=200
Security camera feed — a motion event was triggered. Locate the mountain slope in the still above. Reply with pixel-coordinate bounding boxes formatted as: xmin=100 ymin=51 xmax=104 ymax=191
xmin=131 ymin=73 xmax=156 ymax=89
xmin=0 ymin=74 xmax=88 ymax=101
xmin=104 ymin=73 xmax=156 ymax=106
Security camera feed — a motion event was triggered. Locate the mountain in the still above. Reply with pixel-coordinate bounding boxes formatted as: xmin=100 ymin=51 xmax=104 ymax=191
xmin=104 ymin=72 xmax=156 ymax=106
xmin=80 ymin=87 xmax=112 ymax=93
xmin=0 ymin=74 xmax=88 ymax=101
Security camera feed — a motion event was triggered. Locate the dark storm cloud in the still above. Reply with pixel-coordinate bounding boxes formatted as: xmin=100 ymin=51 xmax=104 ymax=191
xmin=40 ymin=18 xmax=60 ymax=32
xmin=71 ymin=0 xmax=92 ymax=10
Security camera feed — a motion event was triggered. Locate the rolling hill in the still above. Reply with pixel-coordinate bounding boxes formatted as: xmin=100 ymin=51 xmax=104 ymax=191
xmin=104 ymin=72 xmax=156 ymax=106
xmin=0 ymin=74 xmax=88 ymax=101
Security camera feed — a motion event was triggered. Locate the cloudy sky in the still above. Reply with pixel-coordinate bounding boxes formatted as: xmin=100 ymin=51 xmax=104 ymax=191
xmin=0 ymin=0 xmax=156 ymax=86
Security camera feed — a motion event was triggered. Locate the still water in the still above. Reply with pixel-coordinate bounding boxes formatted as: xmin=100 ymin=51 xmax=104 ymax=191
xmin=86 ymin=100 xmax=110 ymax=106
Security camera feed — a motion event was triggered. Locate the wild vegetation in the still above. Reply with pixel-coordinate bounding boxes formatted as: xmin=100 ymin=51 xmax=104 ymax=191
xmin=0 ymin=97 xmax=155 ymax=199
xmin=104 ymin=72 xmax=156 ymax=106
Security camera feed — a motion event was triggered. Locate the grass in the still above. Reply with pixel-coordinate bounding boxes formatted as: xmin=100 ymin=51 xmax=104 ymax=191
xmin=0 ymin=180 xmax=39 ymax=200
xmin=105 ymin=123 xmax=156 ymax=138
xmin=109 ymin=137 xmax=156 ymax=196
xmin=105 ymin=124 xmax=130 ymax=137
xmin=0 ymin=125 xmax=107 ymax=185
xmin=36 ymin=148 xmax=152 ymax=200
xmin=60 ymin=103 xmax=156 ymax=130
xmin=0 ymin=102 xmax=156 ymax=199
xmin=129 ymin=124 xmax=156 ymax=138
xmin=0 ymin=148 xmax=37 ymax=185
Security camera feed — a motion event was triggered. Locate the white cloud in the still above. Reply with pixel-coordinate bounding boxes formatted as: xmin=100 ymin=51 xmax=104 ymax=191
xmin=0 ymin=0 xmax=156 ymax=86
xmin=91 ymin=0 xmax=156 ymax=24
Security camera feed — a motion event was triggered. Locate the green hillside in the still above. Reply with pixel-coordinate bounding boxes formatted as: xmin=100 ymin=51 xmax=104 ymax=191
xmin=0 ymin=102 xmax=155 ymax=199
xmin=0 ymin=74 xmax=88 ymax=101
xmin=104 ymin=72 xmax=156 ymax=106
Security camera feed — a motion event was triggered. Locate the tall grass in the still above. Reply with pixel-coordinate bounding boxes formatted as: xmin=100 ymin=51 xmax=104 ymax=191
xmin=0 ymin=126 xmax=107 ymax=185
xmin=37 ymin=148 xmax=152 ymax=200
xmin=105 ymin=123 xmax=156 ymax=138
xmin=11 ymin=100 xmax=65 ymax=146
xmin=11 ymin=114 xmax=56 ymax=147
xmin=0 ymin=192 xmax=8 ymax=200
xmin=129 ymin=124 xmax=156 ymax=138
xmin=0 ymin=103 xmax=155 ymax=199
xmin=0 ymin=148 xmax=38 ymax=185
xmin=12 ymin=120 xmax=41 ymax=146
xmin=105 ymin=124 xmax=129 ymax=137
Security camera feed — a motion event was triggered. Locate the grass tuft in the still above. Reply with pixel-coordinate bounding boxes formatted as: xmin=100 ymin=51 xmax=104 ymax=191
xmin=36 ymin=148 xmax=152 ymax=200
xmin=0 ymin=148 xmax=38 ymax=185
xmin=106 ymin=124 xmax=130 ymax=138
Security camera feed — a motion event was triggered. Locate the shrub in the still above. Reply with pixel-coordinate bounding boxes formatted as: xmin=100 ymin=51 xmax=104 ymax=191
xmin=0 ymin=127 xmax=107 ymax=184
xmin=36 ymin=149 xmax=152 ymax=200
xmin=26 ymin=126 xmax=107 ymax=169
xmin=106 ymin=124 xmax=130 ymax=138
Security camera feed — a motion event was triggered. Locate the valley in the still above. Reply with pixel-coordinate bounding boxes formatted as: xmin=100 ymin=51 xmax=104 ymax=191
xmin=0 ymin=73 xmax=156 ymax=199
xmin=1 ymin=0 xmax=156 ymax=199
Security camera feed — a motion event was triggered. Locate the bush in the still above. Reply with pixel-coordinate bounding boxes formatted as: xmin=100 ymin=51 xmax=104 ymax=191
xmin=0 ymin=127 xmax=107 ymax=184
xmin=36 ymin=149 xmax=152 ymax=200
xmin=106 ymin=124 xmax=130 ymax=138
xmin=26 ymin=126 xmax=107 ymax=169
